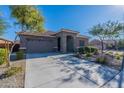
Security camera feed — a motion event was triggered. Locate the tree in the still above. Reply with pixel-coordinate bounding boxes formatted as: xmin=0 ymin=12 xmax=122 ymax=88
xmin=89 ymin=23 xmax=106 ymax=53
xmin=0 ymin=13 xmax=6 ymax=35
xmin=0 ymin=12 xmax=10 ymax=67
xmin=118 ymin=39 xmax=124 ymax=50
xmin=104 ymin=21 xmax=123 ymax=50
xmin=9 ymin=6 xmax=45 ymax=62
xmin=10 ymin=5 xmax=45 ymax=32
xmin=89 ymin=21 xmax=123 ymax=53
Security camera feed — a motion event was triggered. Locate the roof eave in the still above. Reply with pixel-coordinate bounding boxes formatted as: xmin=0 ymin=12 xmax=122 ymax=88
xmin=0 ymin=37 xmax=13 ymax=43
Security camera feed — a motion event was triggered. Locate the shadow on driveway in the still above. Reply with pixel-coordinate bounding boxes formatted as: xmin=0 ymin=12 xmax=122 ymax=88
xmin=54 ymin=55 xmax=119 ymax=86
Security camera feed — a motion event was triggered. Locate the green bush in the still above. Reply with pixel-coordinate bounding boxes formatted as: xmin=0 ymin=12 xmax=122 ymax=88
xmin=115 ymin=55 xmax=121 ymax=60
xmin=77 ymin=46 xmax=98 ymax=54
xmin=96 ymin=57 xmax=108 ymax=64
xmin=91 ymin=47 xmax=98 ymax=54
xmin=115 ymin=53 xmax=119 ymax=56
xmin=114 ymin=53 xmax=122 ymax=60
xmin=0 ymin=48 xmax=6 ymax=65
xmin=78 ymin=47 xmax=85 ymax=54
xmin=16 ymin=50 xmax=24 ymax=60
xmin=108 ymin=51 xmax=113 ymax=55
xmin=85 ymin=53 xmax=92 ymax=57
xmin=84 ymin=46 xmax=90 ymax=53
xmin=4 ymin=67 xmax=22 ymax=78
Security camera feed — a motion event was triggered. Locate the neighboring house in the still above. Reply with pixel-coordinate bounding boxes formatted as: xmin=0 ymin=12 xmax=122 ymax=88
xmin=0 ymin=38 xmax=20 ymax=52
xmin=90 ymin=39 xmax=116 ymax=50
xmin=89 ymin=39 xmax=107 ymax=50
xmin=104 ymin=40 xmax=115 ymax=46
xmin=0 ymin=38 xmax=13 ymax=49
xmin=17 ymin=29 xmax=89 ymax=53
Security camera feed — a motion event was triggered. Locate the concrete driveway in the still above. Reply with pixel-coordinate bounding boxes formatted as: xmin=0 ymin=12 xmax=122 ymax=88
xmin=25 ymin=53 xmax=121 ymax=88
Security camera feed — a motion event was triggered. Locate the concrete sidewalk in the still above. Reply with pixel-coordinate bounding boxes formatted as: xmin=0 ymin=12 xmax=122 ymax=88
xmin=103 ymin=70 xmax=124 ymax=88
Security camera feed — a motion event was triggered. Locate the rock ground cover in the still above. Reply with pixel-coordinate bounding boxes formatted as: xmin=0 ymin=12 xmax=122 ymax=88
xmin=0 ymin=60 xmax=25 ymax=88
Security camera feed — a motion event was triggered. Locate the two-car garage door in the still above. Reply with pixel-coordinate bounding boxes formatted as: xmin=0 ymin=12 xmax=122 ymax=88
xmin=26 ymin=39 xmax=55 ymax=53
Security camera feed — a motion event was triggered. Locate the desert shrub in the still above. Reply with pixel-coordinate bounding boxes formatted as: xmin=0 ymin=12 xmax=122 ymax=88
xmin=105 ymin=52 xmax=109 ymax=55
xmin=90 ymin=47 xmax=97 ymax=52
xmin=77 ymin=46 xmax=98 ymax=54
xmin=114 ymin=53 xmax=122 ymax=60
xmin=96 ymin=57 xmax=108 ymax=64
xmin=116 ymin=56 xmax=121 ymax=60
xmin=16 ymin=50 xmax=24 ymax=60
xmin=91 ymin=47 xmax=98 ymax=54
xmin=78 ymin=47 xmax=85 ymax=54
xmin=108 ymin=51 xmax=113 ymax=55
xmin=115 ymin=55 xmax=121 ymax=60
xmin=115 ymin=53 xmax=119 ymax=56
xmin=0 ymin=48 xmax=6 ymax=65
xmin=85 ymin=53 xmax=92 ymax=57
xmin=3 ymin=67 xmax=22 ymax=78
xmin=115 ymin=53 xmax=123 ymax=57
xmin=84 ymin=46 xmax=90 ymax=53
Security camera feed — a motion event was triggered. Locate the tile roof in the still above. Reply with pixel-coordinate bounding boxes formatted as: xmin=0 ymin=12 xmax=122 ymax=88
xmin=77 ymin=35 xmax=90 ymax=39
xmin=0 ymin=40 xmax=13 ymax=44
xmin=16 ymin=29 xmax=89 ymax=39
xmin=0 ymin=37 xmax=13 ymax=43
xmin=17 ymin=31 xmax=56 ymax=37
xmin=60 ymin=28 xmax=79 ymax=33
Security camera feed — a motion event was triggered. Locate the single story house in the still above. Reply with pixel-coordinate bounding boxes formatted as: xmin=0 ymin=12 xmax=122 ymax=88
xmin=17 ymin=29 xmax=89 ymax=53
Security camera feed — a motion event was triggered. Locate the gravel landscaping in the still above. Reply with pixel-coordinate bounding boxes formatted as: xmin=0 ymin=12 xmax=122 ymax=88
xmin=0 ymin=60 xmax=25 ymax=88
xmin=76 ymin=47 xmax=123 ymax=70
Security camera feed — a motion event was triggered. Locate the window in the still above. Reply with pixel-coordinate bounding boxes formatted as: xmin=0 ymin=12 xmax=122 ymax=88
xmin=79 ymin=40 xmax=84 ymax=47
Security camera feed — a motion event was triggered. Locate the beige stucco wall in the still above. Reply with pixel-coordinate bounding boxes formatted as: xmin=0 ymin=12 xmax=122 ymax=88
xmin=76 ymin=37 xmax=89 ymax=48
xmin=55 ymin=31 xmax=89 ymax=53
xmin=55 ymin=31 xmax=77 ymax=53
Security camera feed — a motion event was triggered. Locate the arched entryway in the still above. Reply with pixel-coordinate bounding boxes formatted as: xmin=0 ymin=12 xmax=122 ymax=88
xmin=66 ymin=36 xmax=74 ymax=52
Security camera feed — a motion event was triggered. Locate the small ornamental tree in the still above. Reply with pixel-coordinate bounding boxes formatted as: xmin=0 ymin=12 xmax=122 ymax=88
xmin=104 ymin=21 xmax=123 ymax=50
xmin=89 ymin=21 xmax=123 ymax=53
xmin=89 ymin=23 xmax=106 ymax=53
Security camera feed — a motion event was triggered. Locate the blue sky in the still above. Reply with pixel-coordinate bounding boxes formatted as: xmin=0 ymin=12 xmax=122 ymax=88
xmin=0 ymin=5 xmax=124 ymax=41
